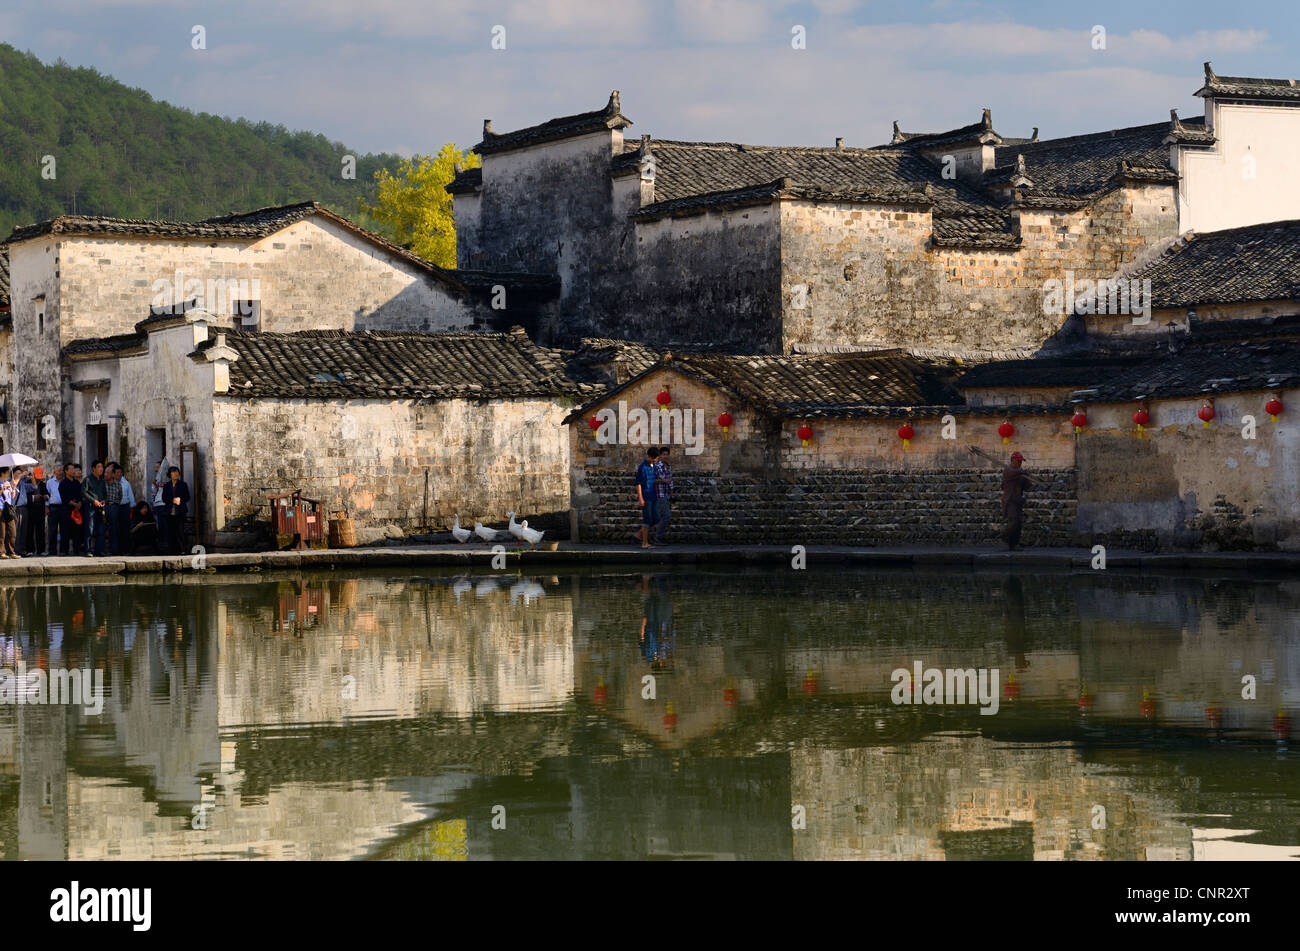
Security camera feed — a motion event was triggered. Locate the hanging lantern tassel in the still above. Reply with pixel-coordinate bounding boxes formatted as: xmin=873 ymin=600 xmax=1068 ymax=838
xmin=1266 ymin=397 xmax=1283 ymax=423
xmin=797 ymin=424 xmax=813 ymax=449
xmin=898 ymin=423 xmax=914 ymax=449
xmin=997 ymin=421 xmax=1014 ymax=445
xmin=1198 ymin=400 xmax=1215 ymax=429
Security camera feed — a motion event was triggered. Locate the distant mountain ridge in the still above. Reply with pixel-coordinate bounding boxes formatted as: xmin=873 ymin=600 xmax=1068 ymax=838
xmin=0 ymin=43 xmax=403 ymax=239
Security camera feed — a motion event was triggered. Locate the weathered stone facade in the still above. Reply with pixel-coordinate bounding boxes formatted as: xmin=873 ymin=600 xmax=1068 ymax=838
xmin=212 ymin=395 xmax=574 ymax=545
xmin=1077 ymin=390 xmax=1300 ymax=551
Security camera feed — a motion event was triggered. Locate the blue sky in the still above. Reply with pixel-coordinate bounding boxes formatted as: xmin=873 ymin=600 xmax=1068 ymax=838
xmin=2 ymin=0 xmax=1296 ymax=156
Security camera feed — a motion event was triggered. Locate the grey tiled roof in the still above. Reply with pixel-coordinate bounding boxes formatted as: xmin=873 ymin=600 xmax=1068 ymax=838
xmin=1196 ymin=62 xmax=1300 ymax=101
xmin=5 ymin=201 xmax=321 ymax=244
xmin=447 ymin=166 xmax=483 ymax=194
xmin=887 ymin=109 xmax=1002 ymax=150
xmin=473 ymin=92 xmax=631 ymax=156
xmin=632 ymin=140 xmax=1015 ymax=245
xmin=993 ymin=121 xmax=1176 ymax=198
xmin=1131 ymin=219 xmax=1300 ymax=309
xmin=958 ymin=355 xmax=1150 ymax=389
xmin=568 ymin=349 xmax=962 ymax=421
xmin=1089 ymin=338 xmax=1300 ymax=402
xmin=62 ymin=333 xmax=150 ymax=358
xmin=197 ymin=327 xmax=596 ymax=400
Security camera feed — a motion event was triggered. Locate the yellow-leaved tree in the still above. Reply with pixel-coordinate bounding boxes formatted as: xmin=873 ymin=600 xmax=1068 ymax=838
xmin=359 ymin=143 xmax=479 ymax=268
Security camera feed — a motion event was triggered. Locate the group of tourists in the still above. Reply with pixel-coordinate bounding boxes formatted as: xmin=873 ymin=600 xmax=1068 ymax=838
xmin=0 ymin=460 xmax=192 ymax=558
xmin=633 ymin=446 xmax=674 ymax=549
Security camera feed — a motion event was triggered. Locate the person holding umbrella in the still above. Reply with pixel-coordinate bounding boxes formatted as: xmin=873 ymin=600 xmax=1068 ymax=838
xmin=0 ymin=467 xmax=17 ymax=558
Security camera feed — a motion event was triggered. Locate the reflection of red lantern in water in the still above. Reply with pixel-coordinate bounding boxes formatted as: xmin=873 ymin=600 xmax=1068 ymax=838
xmin=593 ymin=679 xmax=607 ymax=708
xmin=663 ymin=701 xmax=678 ymax=731
xmin=1139 ymin=688 xmax=1156 ymax=719
xmin=1004 ymin=673 xmax=1021 ymax=701
xmin=998 ymin=421 xmax=1015 ymax=445
xmin=723 ymin=685 xmax=737 ymax=707
xmin=1077 ymin=683 xmax=1094 ymax=712
xmin=1275 ymin=709 xmax=1291 ymax=739
xmin=802 ymin=671 xmax=818 ymax=696
xmin=1205 ymin=701 xmax=1223 ymax=729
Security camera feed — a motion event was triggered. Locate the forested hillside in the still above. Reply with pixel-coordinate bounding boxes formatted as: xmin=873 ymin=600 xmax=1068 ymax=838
xmin=0 ymin=44 xmax=405 ymax=238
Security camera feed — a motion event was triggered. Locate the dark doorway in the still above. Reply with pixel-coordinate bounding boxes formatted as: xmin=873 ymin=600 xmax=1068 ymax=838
xmin=85 ymin=425 xmax=108 ymax=467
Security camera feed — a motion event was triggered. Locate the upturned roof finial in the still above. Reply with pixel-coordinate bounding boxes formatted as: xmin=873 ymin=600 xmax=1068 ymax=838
xmin=483 ymin=119 xmax=496 ymax=137
xmin=607 ymin=90 xmax=621 ymax=114
xmin=981 ymin=107 xmax=992 ymax=130
xmin=891 ymin=120 xmax=905 ymax=144
xmin=1204 ymin=61 xmax=1217 ymax=82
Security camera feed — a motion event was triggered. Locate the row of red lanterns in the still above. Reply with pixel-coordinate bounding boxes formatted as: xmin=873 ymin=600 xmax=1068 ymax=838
xmin=586 ymin=395 xmax=1285 ymax=442
xmin=1070 ymin=396 xmax=1284 ymax=434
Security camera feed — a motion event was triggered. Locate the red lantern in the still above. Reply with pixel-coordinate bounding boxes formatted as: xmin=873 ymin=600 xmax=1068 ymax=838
xmin=897 ymin=423 xmax=914 ymax=448
xmin=1071 ymin=411 xmax=1088 ymax=433
xmin=656 ymin=389 xmax=672 ymax=412
xmin=718 ymin=412 xmax=733 ymax=433
xmin=1003 ymin=673 xmax=1020 ymax=701
xmin=1133 ymin=408 xmax=1150 ymax=430
xmin=1139 ymin=688 xmax=1156 ymax=719
xmin=997 ymin=421 xmax=1014 ymax=445
xmin=1198 ymin=402 xmax=1215 ymax=428
xmin=587 ymin=416 xmax=602 ymax=432
xmin=797 ymin=424 xmax=814 ymax=448
xmin=1266 ymin=398 xmax=1283 ymax=422
xmin=1205 ymin=701 xmax=1223 ymax=729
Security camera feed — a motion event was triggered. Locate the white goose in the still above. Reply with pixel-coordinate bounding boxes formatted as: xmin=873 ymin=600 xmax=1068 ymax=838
xmin=451 ymin=515 xmax=472 ymax=544
xmin=519 ymin=520 xmax=545 ymax=550
xmin=474 ymin=520 xmax=498 ymax=543
xmin=507 ymin=511 xmax=526 ymax=541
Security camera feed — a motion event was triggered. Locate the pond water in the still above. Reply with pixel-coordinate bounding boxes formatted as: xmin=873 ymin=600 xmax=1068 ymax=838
xmin=0 ymin=566 xmax=1297 ymax=860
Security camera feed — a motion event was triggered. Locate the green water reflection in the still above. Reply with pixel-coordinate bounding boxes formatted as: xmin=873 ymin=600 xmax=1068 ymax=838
xmin=0 ymin=567 xmax=1297 ymax=860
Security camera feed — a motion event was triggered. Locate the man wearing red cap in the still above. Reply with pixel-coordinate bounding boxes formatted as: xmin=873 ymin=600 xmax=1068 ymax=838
xmin=1001 ymin=452 xmax=1035 ymax=550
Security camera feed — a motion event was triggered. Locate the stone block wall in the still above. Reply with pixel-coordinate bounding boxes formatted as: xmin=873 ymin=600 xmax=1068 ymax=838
xmin=1077 ymin=389 xmax=1300 ymax=551
xmin=573 ymin=466 xmax=1078 ymax=547
xmin=212 ymin=395 xmax=575 ymax=544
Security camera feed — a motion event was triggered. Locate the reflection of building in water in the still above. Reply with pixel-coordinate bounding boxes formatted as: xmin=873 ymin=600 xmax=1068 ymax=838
xmin=789 ymin=738 xmax=1193 ymax=861
xmin=217 ymin=577 xmax=575 ymax=728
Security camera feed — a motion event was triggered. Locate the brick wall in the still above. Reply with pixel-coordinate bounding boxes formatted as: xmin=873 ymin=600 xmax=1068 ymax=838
xmin=574 ymin=467 xmax=1078 ymax=546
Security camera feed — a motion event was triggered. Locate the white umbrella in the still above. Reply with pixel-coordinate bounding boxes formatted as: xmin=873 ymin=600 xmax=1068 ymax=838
xmin=0 ymin=453 xmax=38 ymax=468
